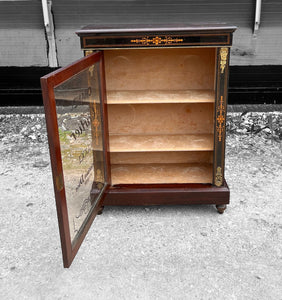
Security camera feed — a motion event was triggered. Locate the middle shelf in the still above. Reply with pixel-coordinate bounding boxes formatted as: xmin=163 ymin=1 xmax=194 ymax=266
xmin=109 ymin=134 xmax=214 ymax=152
xmin=106 ymin=89 xmax=215 ymax=104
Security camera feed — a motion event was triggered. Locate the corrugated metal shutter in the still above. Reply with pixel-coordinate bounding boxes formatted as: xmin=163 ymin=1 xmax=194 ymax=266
xmin=52 ymin=0 xmax=255 ymax=65
xmin=52 ymin=0 xmax=282 ymax=66
xmin=1 ymin=1 xmax=281 ymax=66
xmin=0 ymin=1 xmax=48 ymax=66
xmin=52 ymin=0 xmax=253 ymax=28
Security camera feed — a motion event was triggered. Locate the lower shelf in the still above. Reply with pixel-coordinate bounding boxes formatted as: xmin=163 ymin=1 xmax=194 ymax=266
xmin=111 ymin=163 xmax=213 ymax=185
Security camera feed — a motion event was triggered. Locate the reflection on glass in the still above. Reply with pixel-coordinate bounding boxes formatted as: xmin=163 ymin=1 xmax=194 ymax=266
xmin=54 ymin=63 xmax=105 ymax=243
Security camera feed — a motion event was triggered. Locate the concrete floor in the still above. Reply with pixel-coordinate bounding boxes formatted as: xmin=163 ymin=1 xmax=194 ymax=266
xmin=0 ymin=113 xmax=282 ymax=299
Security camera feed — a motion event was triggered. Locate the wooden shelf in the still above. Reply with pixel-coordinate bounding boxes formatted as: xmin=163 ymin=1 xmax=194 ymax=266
xmin=107 ymin=90 xmax=215 ymax=104
xmin=109 ymin=134 xmax=214 ymax=152
xmin=110 ymin=151 xmax=213 ymax=165
xmin=111 ymin=163 xmax=213 ymax=185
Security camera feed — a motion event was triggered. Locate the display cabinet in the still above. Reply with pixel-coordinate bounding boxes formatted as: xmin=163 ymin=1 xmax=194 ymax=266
xmin=41 ymin=24 xmax=236 ymax=267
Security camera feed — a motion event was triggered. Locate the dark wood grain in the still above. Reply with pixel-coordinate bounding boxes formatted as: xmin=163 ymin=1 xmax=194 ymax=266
xmin=81 ymin=33 xmax=231 ymax=49
xmin=104 ymin=182 xmax=229 ymax=206
xmin=41 ymin=51 xmax=109 ymax=268
xmin=213 ymin=47 xmax=230 ymax=187
xmin=41 ymin=74 xmax=72 ymax=267
xmin=76 ymin=23 xmax=237 ymax=34
xmin=77 ymin=24 xmax=236 ymax=49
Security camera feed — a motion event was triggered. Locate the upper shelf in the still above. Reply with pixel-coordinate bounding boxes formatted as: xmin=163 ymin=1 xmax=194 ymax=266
xmin=107 ymin=90 xmax=215 ymax=104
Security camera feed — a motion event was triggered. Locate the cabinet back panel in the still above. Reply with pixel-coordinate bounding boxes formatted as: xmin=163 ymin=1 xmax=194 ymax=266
xmin=111 ymin=151 xmax=213 ymax=165
xmin=108 ymin=103 xmax=214 ymax=135
xmin=104 ymin=48 xmax=216 ymax=91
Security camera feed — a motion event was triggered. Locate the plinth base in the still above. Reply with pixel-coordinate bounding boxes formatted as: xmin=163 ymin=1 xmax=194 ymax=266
xmin=103 ymin=180 xmax=229 ymax=212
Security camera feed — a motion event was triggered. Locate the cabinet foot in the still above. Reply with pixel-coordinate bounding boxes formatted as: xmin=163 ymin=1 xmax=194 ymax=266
xmin=97 ymin=206 xmax=104 ymax=215
xmin=216 ymin=204 xmax=226 ymax=214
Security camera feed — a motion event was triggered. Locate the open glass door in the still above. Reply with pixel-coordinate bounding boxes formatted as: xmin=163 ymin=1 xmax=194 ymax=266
xmin=41 ymin=52 xmax=109 ymax=267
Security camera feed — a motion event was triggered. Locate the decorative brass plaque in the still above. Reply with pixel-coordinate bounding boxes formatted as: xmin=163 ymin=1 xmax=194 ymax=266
xmin=220 ymin=48 xmax=228 ymax=73
xmin=89 ymin=65 xmax=94 ymax=77
xmin=55 ymin=173 xmax=64 ymax=192
xmin=87 ymin=65 xmax=99 ymax=145
xmin=85 ymin=50 xmax=94 ymax=56
xmin=131 ymin=36 xmax=183 ymax=46
xmin=93 ymin=115 xmax=100 ymax=145
xmin=96 ymin=168 xmax=103 ymax=182
xmin=215 ymin=166 xmax=223 ymax=187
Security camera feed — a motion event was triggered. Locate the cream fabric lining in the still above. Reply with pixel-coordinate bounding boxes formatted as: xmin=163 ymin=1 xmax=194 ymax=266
xmin=104 ymin=48 xmax=216 ymax=184
xmin=111 ymin=163 xmax=213 ymax=185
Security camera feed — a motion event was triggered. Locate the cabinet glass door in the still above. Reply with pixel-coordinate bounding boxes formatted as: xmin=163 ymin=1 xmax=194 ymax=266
xmin=41 ymin=52 xmax=109 ymax=267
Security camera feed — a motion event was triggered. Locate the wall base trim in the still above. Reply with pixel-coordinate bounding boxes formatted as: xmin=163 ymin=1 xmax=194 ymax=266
xmin=0 ymin=66 xmax=281 ymax=106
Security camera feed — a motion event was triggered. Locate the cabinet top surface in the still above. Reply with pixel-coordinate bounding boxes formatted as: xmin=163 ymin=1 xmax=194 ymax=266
xmin=76 ymin=23 xmax=237 ymax=35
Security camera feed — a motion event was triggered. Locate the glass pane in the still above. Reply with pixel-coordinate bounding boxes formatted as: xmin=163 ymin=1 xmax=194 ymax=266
xmin=54 ymin=62 xmax=106 ymax=244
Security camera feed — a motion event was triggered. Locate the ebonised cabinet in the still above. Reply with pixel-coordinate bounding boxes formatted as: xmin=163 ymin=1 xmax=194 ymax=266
xmin=41 ymin=24 xmax=236 ymax=267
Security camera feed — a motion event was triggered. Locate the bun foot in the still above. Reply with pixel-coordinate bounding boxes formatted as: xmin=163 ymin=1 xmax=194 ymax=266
xmin=216 ymin=204 xmax=226 ymax=214
xmin=97 ymin=206 xmax=104 ymax=215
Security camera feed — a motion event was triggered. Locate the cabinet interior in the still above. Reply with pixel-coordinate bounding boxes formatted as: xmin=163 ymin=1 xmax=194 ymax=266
xmin=104 ymin=48 xmax=216 ymax=185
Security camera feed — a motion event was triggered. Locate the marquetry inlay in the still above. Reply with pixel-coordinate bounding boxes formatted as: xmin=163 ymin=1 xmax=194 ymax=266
xmin=131 ymin=36 xmax=183 ymax=46
xmin=216 ymin=96 xmax=225 ymax=142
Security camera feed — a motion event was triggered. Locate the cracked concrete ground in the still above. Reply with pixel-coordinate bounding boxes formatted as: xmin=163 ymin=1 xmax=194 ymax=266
xmin=0 ymin=111 xmax=282 ymax=299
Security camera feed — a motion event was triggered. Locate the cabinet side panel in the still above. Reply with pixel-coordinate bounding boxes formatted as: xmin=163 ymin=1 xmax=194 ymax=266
xmin=213 ymin=47 xmax=229 ymax=187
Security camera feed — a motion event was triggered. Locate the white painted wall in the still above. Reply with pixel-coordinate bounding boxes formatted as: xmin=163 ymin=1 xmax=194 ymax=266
xmin=231 ymin=27 xmax=282 ymax=66
xmin=0 ymin=1 xmax=48 ymax=66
